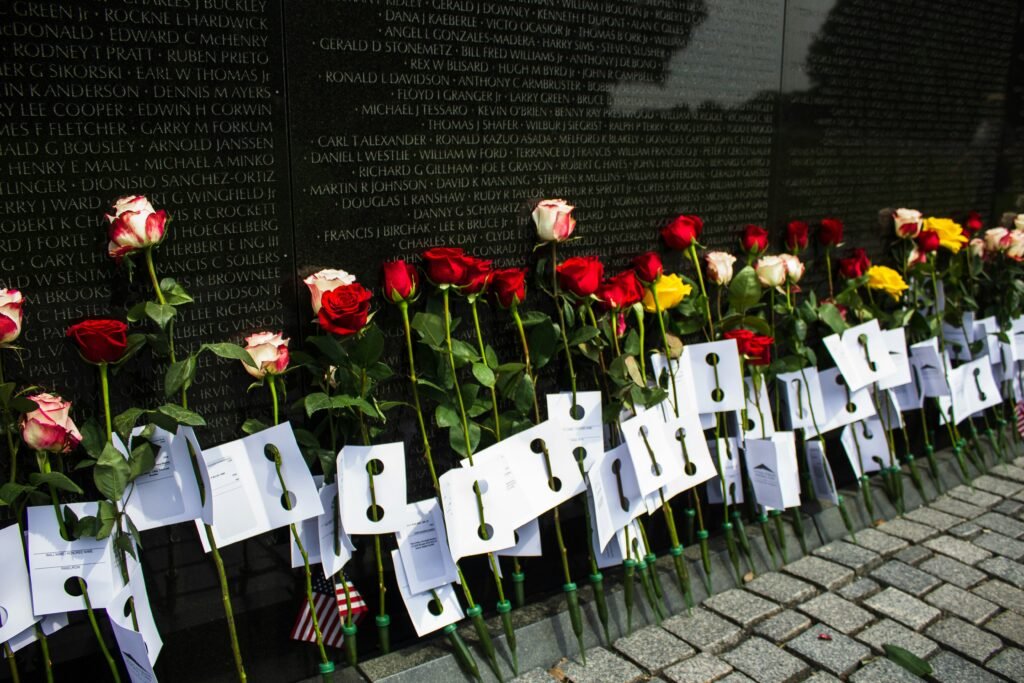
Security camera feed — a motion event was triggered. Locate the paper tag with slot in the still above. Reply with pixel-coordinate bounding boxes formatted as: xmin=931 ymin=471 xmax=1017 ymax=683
xmin=645 ymin=413 xmax=718 ymax=515
xmin=822 ymin=319 xmax=897 ymax=392
xmin=587 ymin=494 xmax=622 ymax=569
xmin=123 ymin=427 xmax=203 ymax=532
xmin=776 ymin=368 xmax=828 ymax=435
xmin=806 ymin=440 xmax=839 ymax=505
xmin=684 ymin=340 xmax=745 ymax=413
xmin=649 ymin=352 xmax=715 ymax=428
xmin=391 ymin=549 xmax=463 ymax=637
xmin=961 ymin=357 xmax=1002 ymax=416
xmin=973 ymin=316 xmax=1001 ymax=363
xmin=395 ymin=498 xmax=459 ymax=594
xmin=819 ymin=367 xmax=876 ymax=432
xmin=317 ymin=483 xmax=354 ymax=579
xmin=841 ymin=417 xmax=889 ymax=474
xmin=440 ymin=458 xmax=517 ymax=561
xmin=497 ymin=518 xmax=542 ymax=558
xmin=1009 ymin=317 xmax=1024 ymax=362
xmin=545 ymin=391 xmax=604 ymax=472
xmin=622 ymin=408 xmax=685 ymax=497
xmin=340 ymin=442 xmax=409 ymax=535
xmin=910 ymin=338 xmax=951 ymax=397
xmin=0 ymin=525 xmax=39 ymax=642
xmin=4 ymin=612 xmax=68 ymax=655
xmin=744 ymin=434 xmax=799 ymax=510
xmin=588 ymin=444 xmax=644 ymax=552
xmin=893 ymin=359 xmax=926 ymax=412
xmin=291 ymin=475 xmax=324 ymax=569
xmin=27 ymin=503 xmax=120 ymax=616
xmin=872 ymin=388 xmax=905 ymax=430
xmin=877 ymin=329 xmax=912 ymax=391
xmin=706 ymin=437 xmax=743 ymax=505
xmin=942 ymin=312 xmax=976 ymax=362
xmin=615 ymin=520 xmax=648 ymax=562
xmin=108 ymin=569 xmax=162 ymax=667
xmin=177 ymin=427 xmax=213 ymax=526
xmin=740 ymin=376 xmax=775 ymax=440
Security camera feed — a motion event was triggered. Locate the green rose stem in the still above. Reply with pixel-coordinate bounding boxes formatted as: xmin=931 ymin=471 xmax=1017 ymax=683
xmin=847 ymin=426 xmax=877 ymax=521
xmin=508 ymin=303 xmax=586 ymax=663
xmin=3 ymin=642 xmax=19 ymax=683
xmin=748 ymin=370 xmax=782 ymax=566
xmin=646 ymin=282 xmax=700 ymax=604
xmin=858 ymin=341 xmax=905 ymax=512
xmin=441 ymin=289 xmax=511 ymax=680
xmin=37 ymin=452 xmax=121 ymax=683
xmin=267 ymin=379 xmax=334 ymax=680
xmin=396 ymin=302 xmax=484 ymax=681
xmin=622 ymin=526 xmax=636 ymax=635
xmin=145 ymin=247 xmax=247 ymax=682
xmin=687 ymin=244 xmax=713 ymax=341
xmin=825 ymin=246 xmax=835 ymax=299
xmin=550 ymin=242 xmax=578 ymax=403
xmin=893 ymin=410 xmax=927 ymax=501
xmin=917 ymin=407 xmax=943 ymax=490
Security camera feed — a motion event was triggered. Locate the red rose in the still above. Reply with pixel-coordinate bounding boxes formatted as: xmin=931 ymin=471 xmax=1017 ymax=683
xmin=631 ymin=251 xmax=663 ymax=284
xmin=597 ymin=270 xmax=644 ymax=311
xmin=461 ymin=256 xmax=494 ymax=296
xmin=318 ymin=283 xmax=372 ymax=336
xmin=421 ymin=247 xmax=475 ymax=286
xmin=819 ymin=217 xmax=844 ymax=247
xmin=838 ymin=248 xmax=871 ymax=279
xmin=741 ymin=224 xmax=769 ymax=254
xmin=723 ymin=328 xmax=774 ymax=366
xmin=661 ymin=214 xmax=703 ymax=251
xmin=556 ymin=256 xmax=604 ymax=298
xmin=381 ymin=260 xmax=418 ymax=303
xmin=66 ymin=319 xmax=128 ymax=364
xmin=916 ymin=230 xmax=940 ymax=253
xmin=963 ymin=211 xmax=983 ymax=237
xmin=490 ymin=268 xmax=527 ymax=308
xmin=785 ymin=221 xmax=809 ymax=251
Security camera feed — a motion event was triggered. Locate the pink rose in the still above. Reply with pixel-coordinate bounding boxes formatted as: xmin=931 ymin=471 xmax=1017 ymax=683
xmin=243 ymin=331 xmax=290 ymax=378
xmin=984 ymin=228 xmax=1011 ymax=253
xmin=0 ymin=289 xmax=24 ymax=345
xmin=532 ymin=199 xmax=576 ymax=242
xmin=21 ymin=393 xmax=82 ymax=454
xmin=303 ymin=268 xmax=356 ymax=314
xmin=106 ymin=195 xmax=168 ymax=260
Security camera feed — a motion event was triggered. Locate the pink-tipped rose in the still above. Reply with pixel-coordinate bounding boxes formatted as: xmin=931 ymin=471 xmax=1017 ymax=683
xmin=21 ymin=393 xmax=82 ymax=454
xmin=705 ymin=251 xmax=736 ymax=286
xmin=893 ymin=208 xmax=923 ymax=239
xmin=779 ymin=253 xmax=805 ymax=284
xmin=0 ymin=289 xmax=24 ymax=345
xmin=532 ymin=199 xmax=576 ymax=242
xmin=106 ymin=195 xmax=168 ymax=260
xmin=243 ymin=331 xmax=290 ymax=379
xmin=304 ymin=268 xmax=356 ymax=314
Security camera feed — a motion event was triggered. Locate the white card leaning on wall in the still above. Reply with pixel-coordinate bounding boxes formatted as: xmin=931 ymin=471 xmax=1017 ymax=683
xmin=340 ymin=442 xmax=409 ymax=535
xmin=649 ymin=352 xmax=715 ymax=429
xmin=910 ymin=339 xmax=951 ymax=397
xmin=684 ymin=340 xmax=745 ymax=413
xmin=439 ymin=457 xmax=517 ymax=562
xmin=391 ymin=550 xmax=463 ymax=637
xmin=740 ymin=376 xmax=775 ymax=440
xmin=622 ymin=407 xmax=685 ymax=497
xmin=122 ymin=427 xmax=205 ymax=532
xmin=545 ymin=391 xmax=604 ymax=472
xmin=0 ymin=524 xmax=39 ymax=642
xmin=318 ymin=483 xmax=355 ymax=580
xmin=644 ymin=413 xmax=717 ymax=515
xmin=291 ymin=476 xmax=324 ymax=569
xmin=4 ymin=613 xmax=68 ymax=655
xmin=588 ymin=444 xmax=645 ymax=552
xmin=822 ymin=319 xmax=896 ymax=392
xmin=497 ymin=518 xmax=543 ymax=558
xmin=776 ymin=368 xmax=828 ymax=435
xmin=877 ymin=328 xmax=912 ymax=391
xmin=841 ymin=417 xmax=890 ymax=474
xmin=818 ymin=367 xmax=876 ymax=433
xmin=395 ymin=499 xmax=459 ymax=595
xmin=706 ymin=437 xmax=743 ymax=505
xmin=806 ymin=440 xmax=839 ymax=505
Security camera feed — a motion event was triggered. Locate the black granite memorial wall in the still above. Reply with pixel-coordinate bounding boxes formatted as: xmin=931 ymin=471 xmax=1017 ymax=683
xmin=0 ymin=0 xmax=1021 ymax=679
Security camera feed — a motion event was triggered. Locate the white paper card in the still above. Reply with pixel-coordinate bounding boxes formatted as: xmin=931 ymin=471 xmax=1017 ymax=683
xmin=645 ymin=414 xmax=718 ymax=515
xmin=706 ymin=437 xmax=743 ymax=505
xmin=777 ymin=368 xmax=828 ymax=435
xmin=391 ymin=550 xmax=463 ymax=637
xmin=841 ymin=417 xmax=890 ymax=473
xmin=806 ymin=440 xmax=839 ymax=505
xmin=123 ymin=427 xmax=204 ymax=532
xmin=823 ymin=319 xmax=896 ymax=392
xmin=740 ymin=376 xmax=775 ymax=440
xmin=439 ymin=458 xmax=517 ymax=561
xmin=684 ymin=340 xmax=746 ymax=413
xmin=108 ymin=576 xmax=161 ymax=683
xmin=893 ymin=361 xmax=926 ymax=412
xmin=290 ymin=475 xmax=324 ymax=570
xmin=878 ymin=329 xmax=913 ymax=391
xmin=873 ymin=389 xmax=906 ymax=431
xmin=497 ymin=519 xmax=543 ymax=558
xmin=5 ymin=613 xmax=68 ymax=655
xmin=395 ymin=499 xmax=459 ymax=594
xmin=961 ymin=358 xmax=1003 ymax=416
xmin=0 ymin=525 xmax=39 ymax=642
xmin=974 ymin=316 xmax=1001 ymax=363
xmin=942 ymin=312 xmax=976 ymax=362
xmin=650 ymin=352 xmax=715 ymax=429
xmin=177 ymin=427 xmax=213 ymax=526
xmin=622 ymin=408 xmax=685 ymax=496
xmin=340 ymin=442 xmax=409 ymax=535
xmin=588 ymin=444 xmax=644 ymax=552
xmin=317 ymin=483 xmax=355 ymax=579
xmin=819 ymin=367 xmax=876 ymax=433
xmin=109 ymin=570 xmax=162 ymax=666
xmin=545 ymin=391 xmax=604 ymax=472
xmin=745 ymin=438 xmax=792 ymax=510
xmin=910 ymin=338 xmax=951 ymax=397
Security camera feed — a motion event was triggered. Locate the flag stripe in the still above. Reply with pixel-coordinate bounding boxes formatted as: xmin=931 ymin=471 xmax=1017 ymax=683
xmin=291 ymin=577 xmax=367 ymax=649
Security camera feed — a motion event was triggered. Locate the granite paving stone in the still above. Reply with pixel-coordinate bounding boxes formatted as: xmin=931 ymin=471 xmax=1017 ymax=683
xmin=855 ymin=618 xmax=940 ymax=659
xmin=812 ymin=541 xmax=882 ymax=573
xmin=864 ymin=587 xmax=941 ymax=631
xmin=702 ymin=589 xmax=782 ymax=628
xmin=869 ymin=560 xmax=942 ymax=596
xmin=510 ymin=669 xmax=555 ymax=683
xmin=797 ymin=593 xmax=874 ymax=634
xmin=752 ymin=610 xmax=811 ymax=644
xmin=743 ymin=572 xmax=817 ymax=607
xmin=662 ymin=608 xmax=743 ymax=654
xmin=844 ymin=527 xmax=908 ymax=556
xmin=923 ymin=583 xmax=999 ymax=624
xmin=848 ymin=657 xmax=923 ymax=683
xmin=976 ymin=511 xmax=1024 ymax=539
xmin=929 ymin=495 xmax=987 ymax=519
xmin=974 ymin=579 xmax=1024 ymax=615
xmin=973 ymin=530 xmax=1024 ymax=560
xmin=802 ymin=674 xmax=841 ymax=683
xmin=874 ymin=518 xmax=938 ymax=543
xmin=983 ymin=610 xmax=1024 ymax=647
xmin=715 ymin=674 xmax=754 ymax=683
xmin=926 ymin=617 xmax=1003 ymax=663
xmin=613 ymin=625 xmax=695 ymax=672
xmin=785 ymin=625 xmax=870 ymax=678
xmin=986 ymin=647 xmax=1024 ymax=680
xmin=927 ymin=650 xmax=1004 ymax=683
xmin=993 ymin=499 xmax=1024 ymax=517
xmin=923 ymin=534 xmax=993 ymax=565
xmin=837 ymin=578 xmax=881 ymax=602
xmin=992 ymin=463 xmax=1024 ymax=483
xmin=919 ymin=554 xmax=987 ymax=588
xmin=972 ymin=474 xmax=1024 ymax=497
xmin=781 ymin=556 xmax=854 ymax=591
xmin=948 ymin=521 xmax=983 ymax=539
xmin=978 ymin=556 xmax=1024 ymax=588
xmin=948 ymin=485 xmax=1001 ymax=508
xmin=893 ymin=545 xmax=932 ymax=566
xmin=559 ymin=647 xmax=645 ymax=683
xmin=903 ymin=506 xmax=963 ymax=531
xmin=721 ymin=637 xmax=809 ymax=683
xmin=662 ymin=653 xmax=732 ymax=683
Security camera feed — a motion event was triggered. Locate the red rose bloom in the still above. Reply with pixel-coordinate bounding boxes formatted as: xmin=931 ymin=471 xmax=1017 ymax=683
xmin=916 ymin=230 xmax=940 ymax=253
xmin=741 ymin=224 xmax=769 ymax=254
xmin=67 ymin=319 xmax=129 ymax=364
xmin=490 ymin=268 xmax=527 ymax=308
xmin=421 ymin=247 xmax=475 ymax=286
xmin=556 ymin=256 xmax=604 ymax=298
xmin=461 ymin=256 xmax=494 ymax=295
xmin=723 ymin=328 xmax=774 ymax=366
xmin=819 ymin=218 xmax=844 ymax=247
xmin=661 ymin=214 xmax=703 ymax=251
xmin=597 ymin=270 xmax=644 ymax=311
xmin=631 ymin=251 xmax=663 ymax=284
xmin=837 ymin=248 xmax=871 ymax=279
xmin=381 ymin=260 xmax=418 ymax=303
xmin=785 ymin=220 xmax=809 ymax=250
xmin=963 ymin=211 xmax=983 ymax=237
xmin=318 ymin=283 xmax=372 ymax=336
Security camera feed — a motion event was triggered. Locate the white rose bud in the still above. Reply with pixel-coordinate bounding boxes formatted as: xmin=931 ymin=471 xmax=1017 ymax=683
xmin=303 ymin=268 xmax=356 ymax=314
xmin=755 ymin=255 xmax=787 ymax=288
xmin=779 ymin=253 xmax=805 ymax=284
xmin=969 ymin=238 xmax=985 ymax=258
xmin=705 ymin=251 xmax=736 ymax=286
xmin=532 ymin=199 xmax=576 ymax=242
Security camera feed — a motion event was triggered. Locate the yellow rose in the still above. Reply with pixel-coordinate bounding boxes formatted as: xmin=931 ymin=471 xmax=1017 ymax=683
xmin=642 ymin=273 xmax=692 ymax=312
xmin=866 ymin=265 xmax=908 ymax=301
xmin=923 ymin=217 xmax=968 ymax=253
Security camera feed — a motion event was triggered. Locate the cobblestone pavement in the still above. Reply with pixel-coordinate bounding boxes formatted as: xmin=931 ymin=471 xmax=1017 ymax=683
xmin=512 ymin=457 xmax=1024 ymax=683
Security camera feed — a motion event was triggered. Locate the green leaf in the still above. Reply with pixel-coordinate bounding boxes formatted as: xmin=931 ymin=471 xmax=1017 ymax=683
xmin=242 ymin=418 xmax=268 ymax=435
xmin=435 ymin=404 xmax=460 ymax=429
xmin=472 ymin=363 xmax=496 ymax=388
xmin=113 ymin=408 xmax=146 ymax=445
xmin=202 ymin=342 xmax=257 ymax=368
xmin=793 ymin=318 xmax=808 ymax=342
xmin=157 ymin=404 xmax=206 ymax=426
xmin=448 ymin=420 xmax=481 ymax=458
xmin=29 ymin=471 xmax=84 ymax=495
xmin=529 ymin=318 xmax=559 ymax=369
xmin=450 ymin=339 xmax=479 ymax=365
xmin=160 ymin=277 xmax=194 ymax=306
xmin=347 ymin=325 xmax=384 ymax=368
xmin=115 ymin=534 xmax=138 ymax=561
xmin=484 ymin=345 xmax=499 ymax=369
xmin=623 ymin=329 xmax=640 ymax=357
xmin=94 ymin=442 xmax=131 ymax=502
xmin=513 ymin=374 xmax=535 ymax=413
xmin=129 ymin=442 xmax=156 ymax=481
xmin=306 ymin=334 xmax=348 ymax=367
xmin=80 ymin=421 xmax=105 ymax=459
xmin=728 ymin=266 xmax=761 ymax=314
xmin=568 ymin=325 xmax=600 ymax=347
xmin=126 ymin=301 xmax=148 ymax=324
xmin=96 ymin=500 xmax=118 ymax=540
xmin=883 ymin=644 xmax=932 ymax=676
xmin=818 ymin=303 xmax=848 ymax=334
xmin=738 ymin=316 xmax=771 ymax=336
xmin=165 ymin=355 xmax=197 ymax=397
xmin=366 ymin=362 xmax=393 ymax=381
xmin=0 ymin=482 xmax=34 ymax=505
xmin=411 ymin=312 xmax=446 ymax=349
xmin=144 ymin=301 xmax=177 ymax=330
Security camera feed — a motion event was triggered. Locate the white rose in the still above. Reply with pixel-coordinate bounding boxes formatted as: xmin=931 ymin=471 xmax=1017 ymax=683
xmin=304 ymin=268 xmax=356 ymax=314
xmin=1015 ymin=214 xmax=1024 ymax=231
xmin=779 ymin=253 xmax=805 ymax=284
xmin=532 ymin=199 xmax=576 ymax=242
xmin=984 ymin=228 xmax=1010 ymax=253
xmin=243 ymin=331 xmax=290 ymax=379
xmin=755 ymin=255 xmax=786 ymax=288
xmin=705 ymin=251 xmax=736 ymax=285
xmin=1008 ymin=231 xmax=1024 ymax=261
xmin=969 ymin=238 xmax=985 ymax=258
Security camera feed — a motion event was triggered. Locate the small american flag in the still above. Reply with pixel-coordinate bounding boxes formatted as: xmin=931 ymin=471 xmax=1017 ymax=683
xmin=1016 ymin=401 xmax=1024 ymax=438
xmin=290 ymin=573 xmax=367 ymax=648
